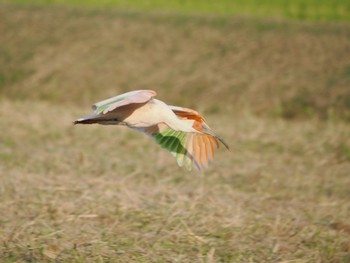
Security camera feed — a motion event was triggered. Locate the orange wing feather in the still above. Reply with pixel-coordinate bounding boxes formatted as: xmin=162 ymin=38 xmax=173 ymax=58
xmin=169 ymin=105 xmax=229 ymax=170
xmin=193 ymin=136 xmax=202 ymax=169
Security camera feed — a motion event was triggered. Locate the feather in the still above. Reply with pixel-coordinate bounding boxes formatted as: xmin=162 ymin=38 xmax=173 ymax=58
xmin=175 ymin=132 xmax=187 ymax=167
xmin=193 ymin=136 xmax=202 ymax=170
xmin=200 ymin=136 xmax=209 ymax=167
xmin=143 ymin=124 xmax=219 ymax=171
xmin=184 ymin=135 xmax=194 ymax=171
xmin=170 ymin=105 xmax=229 ymax=150
xmin=205 ymin=135 xmax=215 ymax=161
xmin=169 ymin=105 xmax=206 ymax=123
xmin=93 ymin=90 xmax=156 ymax=115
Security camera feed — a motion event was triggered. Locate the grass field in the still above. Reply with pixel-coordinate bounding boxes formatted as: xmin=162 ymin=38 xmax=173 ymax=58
xmin=1 ymin=2 xmax=350 ymax=262
xmin=2 ymin=0 xmax=350 ymax=21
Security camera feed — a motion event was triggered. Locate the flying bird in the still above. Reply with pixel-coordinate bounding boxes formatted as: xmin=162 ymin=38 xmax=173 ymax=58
xmin=74 ymin=90 xmax=229 ymax=171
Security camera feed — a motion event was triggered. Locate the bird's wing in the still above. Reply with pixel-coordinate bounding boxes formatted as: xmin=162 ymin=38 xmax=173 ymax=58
xmin=170 ymin=105 xmax=230 ymax=150
xmin=137 ymin=123 xmax=220 ymax=171
xmin=92 ymin=90 xmax=156 ymax=115
xmin=169 ymin=105 xmax=206 ymax=123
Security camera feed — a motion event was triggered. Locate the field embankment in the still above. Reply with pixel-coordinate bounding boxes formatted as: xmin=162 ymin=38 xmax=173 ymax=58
xmin=1 ymin=5 xmax=350 ymax=121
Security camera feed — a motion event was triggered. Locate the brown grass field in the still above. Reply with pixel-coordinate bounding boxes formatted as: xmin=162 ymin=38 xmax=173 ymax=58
xmin=1 ymin=4 xmax=350 ymax=262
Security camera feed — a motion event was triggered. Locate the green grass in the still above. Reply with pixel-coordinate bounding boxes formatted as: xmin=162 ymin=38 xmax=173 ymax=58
xmin=0 ymin=3 xmax=349 ymax=262
xmin=2 ymin=0 xmax=350 ymax=21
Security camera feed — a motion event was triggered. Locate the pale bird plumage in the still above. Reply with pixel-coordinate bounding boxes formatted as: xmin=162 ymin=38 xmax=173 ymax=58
xmin=74 ymin=90 xmax=229 ymax=171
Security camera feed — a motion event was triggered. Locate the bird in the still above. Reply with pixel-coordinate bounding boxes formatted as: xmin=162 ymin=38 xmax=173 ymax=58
xmin=74 ymin=90 xmax=229 ymax=171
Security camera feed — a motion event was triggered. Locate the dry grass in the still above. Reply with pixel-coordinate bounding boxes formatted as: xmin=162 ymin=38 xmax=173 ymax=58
xmin=1 ymin=99 xmax=349 ymax=262
xmin=0 ymin=4 xmax=350 ymax=262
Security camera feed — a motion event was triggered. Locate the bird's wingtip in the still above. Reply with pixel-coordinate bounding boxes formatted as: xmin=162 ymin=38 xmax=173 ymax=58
xmin=217 ymin=136 xmax=230 ymax=151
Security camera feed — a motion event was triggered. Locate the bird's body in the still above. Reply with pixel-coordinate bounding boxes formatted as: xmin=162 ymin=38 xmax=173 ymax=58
xmin=95 ymin=98 xmax=197 ymax=132
xmin=74 ymin=90 xmax=228 ymax=171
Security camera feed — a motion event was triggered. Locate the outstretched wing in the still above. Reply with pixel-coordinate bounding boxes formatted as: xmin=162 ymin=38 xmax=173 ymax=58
xmin=92 ymin=90 xmax=156 ymax=115
xmin=170 ymin=105 xmax=230 ymax=150
xmin=138 ymin=123 xmax=219 ymax=171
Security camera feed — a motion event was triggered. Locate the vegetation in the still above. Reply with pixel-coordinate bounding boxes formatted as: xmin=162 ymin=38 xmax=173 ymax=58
xmin=0 ymin=2 xmax=349 ymax=262
xmin=2 ymin=0 xmax=350 ymax=21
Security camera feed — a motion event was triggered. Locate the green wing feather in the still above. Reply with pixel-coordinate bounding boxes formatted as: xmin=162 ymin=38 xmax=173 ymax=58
xmin=175 ymin=132 xmax=187 ymax=167
xmin=152 ymin=128 xmax=191 ymax=169
xmin=138 ymin=123 xmax=219 ymax=171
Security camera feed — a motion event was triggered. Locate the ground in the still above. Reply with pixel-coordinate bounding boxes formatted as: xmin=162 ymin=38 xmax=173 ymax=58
xmin=0 ymin=3 xmax=350 ymax=262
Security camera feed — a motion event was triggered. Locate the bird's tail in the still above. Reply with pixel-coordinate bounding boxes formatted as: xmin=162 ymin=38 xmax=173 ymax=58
xmin=73 ymin=114 xmax=101 ymax=125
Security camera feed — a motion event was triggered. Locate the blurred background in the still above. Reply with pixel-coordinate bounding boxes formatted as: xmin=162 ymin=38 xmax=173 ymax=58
xmin=0 ymin=0 xmax=349 ymax=262
xmin=1 ymin=0 xmax=350 ymax=120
